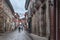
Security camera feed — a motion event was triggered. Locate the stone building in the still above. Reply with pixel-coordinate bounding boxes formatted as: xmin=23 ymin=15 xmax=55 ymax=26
xmin=24 ymin=12 xmax=29 ymax=29
xmin=0 ymin=0 xmax=15 ymax=32
xmin=14 ymin=12 xmax=20 ymax=28
xmin=25 ymin=0 xmax=50 ymax=39
xmin=25 ymin=0 xmax=50 ymax=36
xmin=50 ymin=0 xmax=60 ymax=40
xmin=25 ymin=0 xmax=60 ymax=40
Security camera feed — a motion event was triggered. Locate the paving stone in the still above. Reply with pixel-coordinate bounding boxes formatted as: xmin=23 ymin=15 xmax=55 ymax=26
xmin=0 ymin=30 xmax=48 ymax=40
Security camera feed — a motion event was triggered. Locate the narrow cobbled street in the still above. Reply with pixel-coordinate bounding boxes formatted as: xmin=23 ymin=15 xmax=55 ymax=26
xmin=0 ymin=0 xmax=58 ymax=40
xmin=0 ymin=29 xmax=47 ymax=40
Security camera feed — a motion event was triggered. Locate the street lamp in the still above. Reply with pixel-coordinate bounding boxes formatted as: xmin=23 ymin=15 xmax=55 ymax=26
xmin=15 ymin=13 xmax=16 ymax=15
xmin=20 ymin=22 xmax=21 ymax=24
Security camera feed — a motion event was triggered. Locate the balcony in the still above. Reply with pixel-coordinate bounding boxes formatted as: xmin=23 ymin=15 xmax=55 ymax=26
xmin=33 ymin=0 xmax=41 ymax=10
xmin=32 ymin=7 xmax=36 ymax=13
xmin=41 ymin=4 xmax=46 ymax=15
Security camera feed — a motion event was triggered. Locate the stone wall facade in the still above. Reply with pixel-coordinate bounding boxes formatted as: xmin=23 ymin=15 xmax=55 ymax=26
xmin=28 ymin=0 xmax=50 ymax=38
xmin=25 ymin=0 xmax=59 ymax=40
xmin=0 ymin=0 xmax=15 ymax=32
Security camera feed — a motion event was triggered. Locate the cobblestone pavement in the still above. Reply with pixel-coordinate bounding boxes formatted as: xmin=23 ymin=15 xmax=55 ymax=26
xmin=30 ymin=34 xmax=48 ymax=40
xmin=0 ymin=29 xmax=48 ymax=40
